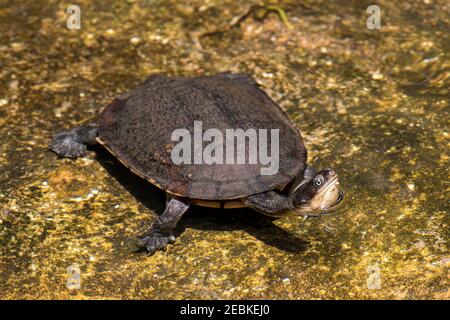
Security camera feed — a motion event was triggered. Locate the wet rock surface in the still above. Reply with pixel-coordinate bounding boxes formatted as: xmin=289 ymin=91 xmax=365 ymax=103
xmin=0 ymin=0 xmax=448 ymax=299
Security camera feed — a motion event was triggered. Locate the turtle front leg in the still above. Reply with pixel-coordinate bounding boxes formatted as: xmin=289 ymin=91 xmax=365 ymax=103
xmin=244 ymin=191 xmax=293 ymax=217
xmin=139 ymin=197 xmax=190 ymax=255
xmin=51 ymin=124 xmax=98 ymax=158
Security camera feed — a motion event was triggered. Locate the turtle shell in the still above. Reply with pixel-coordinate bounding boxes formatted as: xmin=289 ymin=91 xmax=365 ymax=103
xmin=98 ymin=73 xmax=306 ymax=200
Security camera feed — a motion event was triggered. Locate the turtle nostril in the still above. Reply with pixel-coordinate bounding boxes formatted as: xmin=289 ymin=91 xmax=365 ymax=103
xmin=329 ymin=170 xmax=335 ymax=176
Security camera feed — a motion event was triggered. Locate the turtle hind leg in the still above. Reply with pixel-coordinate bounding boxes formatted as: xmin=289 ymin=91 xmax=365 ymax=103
xmin=138 ymin=197 xmax=190 ymax=255
xmin=51 ymin=124 xmax=98 ymax=158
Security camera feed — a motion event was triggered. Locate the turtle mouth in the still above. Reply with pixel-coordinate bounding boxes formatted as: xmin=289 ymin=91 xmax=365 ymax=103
xmin=321 ymin=187 xmax=345 ymax=214
xmin=314 ymin=175 xmax=344 ymax=212
xmin=294 ymin=175 xmax=345 ymax=217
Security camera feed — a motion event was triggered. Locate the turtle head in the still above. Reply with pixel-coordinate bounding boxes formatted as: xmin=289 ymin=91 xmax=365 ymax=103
xmin=289 ymin=168 xmax=345 ymax=216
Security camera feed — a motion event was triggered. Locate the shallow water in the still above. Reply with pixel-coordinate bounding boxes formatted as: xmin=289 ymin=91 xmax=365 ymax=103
xmin=0 ymin=0 xmax=448 ymax=299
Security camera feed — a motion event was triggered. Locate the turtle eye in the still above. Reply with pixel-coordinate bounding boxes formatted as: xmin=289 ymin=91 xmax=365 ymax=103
xmin=313 ymin=175 xmax=324 ymax=188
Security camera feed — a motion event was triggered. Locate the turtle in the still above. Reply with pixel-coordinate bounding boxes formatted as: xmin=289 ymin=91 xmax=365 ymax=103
xmin=50 ymin=72 xmax=345 ymax=255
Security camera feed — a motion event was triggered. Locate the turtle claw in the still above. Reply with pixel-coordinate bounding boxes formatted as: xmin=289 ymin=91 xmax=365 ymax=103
xmin=138 ymin=230 xmax=175 ymax=255
xmin=51 ymin=132 xmax=87 ymax=158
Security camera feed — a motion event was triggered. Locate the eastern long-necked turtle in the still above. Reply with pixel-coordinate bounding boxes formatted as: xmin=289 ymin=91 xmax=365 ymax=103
xmin=51 ymin=72 xmax=345 ymax=254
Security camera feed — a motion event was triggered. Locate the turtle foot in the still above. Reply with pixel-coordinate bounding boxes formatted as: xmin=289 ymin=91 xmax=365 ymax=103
xmin=50 ymin=125 xmax=98 ymax=159
xmin=51 ymin=131 xmax=87 ymax=158
xmin=138 ymin=229 xmax=176 ymax=255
